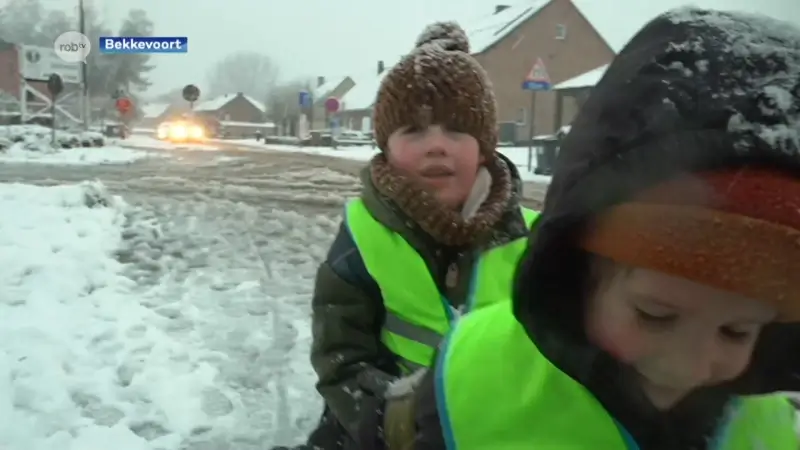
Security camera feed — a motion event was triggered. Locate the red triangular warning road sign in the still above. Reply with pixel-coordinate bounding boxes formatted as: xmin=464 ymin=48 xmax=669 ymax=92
xmin=525 ymin=57 xmax=551 ymax=83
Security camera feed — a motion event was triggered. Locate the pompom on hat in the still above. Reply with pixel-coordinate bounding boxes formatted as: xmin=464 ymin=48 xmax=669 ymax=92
xmin=373 ymin=22 xmax=498 ymax=158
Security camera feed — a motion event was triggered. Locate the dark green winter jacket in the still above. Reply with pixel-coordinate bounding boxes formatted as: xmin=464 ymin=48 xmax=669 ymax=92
xmin=310 ymin=153 xmax=530 ymax=439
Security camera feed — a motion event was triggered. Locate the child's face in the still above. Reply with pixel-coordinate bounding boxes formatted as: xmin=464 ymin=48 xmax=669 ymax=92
xmin=386 ymin=125 xmax=483 ymax=209
xmin=585 ymin=263 xmax=776 ymax=410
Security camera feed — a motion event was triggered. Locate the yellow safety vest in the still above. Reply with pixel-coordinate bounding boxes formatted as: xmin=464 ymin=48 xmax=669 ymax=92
xmin=436 ymin=302 xmax=799 ymax=449
xmin=344 ymin=198 xmax=538 ymax=372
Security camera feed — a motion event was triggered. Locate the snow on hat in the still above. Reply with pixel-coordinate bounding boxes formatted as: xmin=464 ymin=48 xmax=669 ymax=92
xmin=373 ymin=22 xmax=498 ymax=158
xmin=577 ymin=8 xmax=800 ymax=320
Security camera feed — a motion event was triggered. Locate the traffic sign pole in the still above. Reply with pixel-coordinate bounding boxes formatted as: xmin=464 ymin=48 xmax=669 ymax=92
xmin=521 ymin=57 xmax=552 ymax=172
xmin=183 ymin=84 xmax=200 ymax=110
xmin=324 ymin=97 xmax=341 ymax=149
xmin=298 ymin=90 xmax=313 ymax=137
xmin=527 ymin=92 xmax=537 ymax=171
xmin=47 ymin=73 xmax=63 ymax=147
xmin=298 ymin=91 xmax=312 ymax=109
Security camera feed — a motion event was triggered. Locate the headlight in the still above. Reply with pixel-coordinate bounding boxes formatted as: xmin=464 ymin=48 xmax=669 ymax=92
xmin=189 ymin=125 xmax=204 ymax=139
xmin=170 ymin=125 xmax=188 ymax=139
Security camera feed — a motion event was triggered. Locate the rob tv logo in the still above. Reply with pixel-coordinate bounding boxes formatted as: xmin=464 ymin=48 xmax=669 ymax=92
xmin=53 ymin=31 xmax=92 ymax=63
xmin=58 ymin=42 xmax=87 ymax=52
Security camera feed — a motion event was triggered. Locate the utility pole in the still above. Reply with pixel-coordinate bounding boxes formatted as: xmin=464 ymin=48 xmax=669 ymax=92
xmin=79 ymin=0 xmax=89 ymax=129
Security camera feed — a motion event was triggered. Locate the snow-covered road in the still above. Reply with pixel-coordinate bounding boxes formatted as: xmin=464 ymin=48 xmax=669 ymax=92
xmin=0 ymin=149 xmax=364 ymax=449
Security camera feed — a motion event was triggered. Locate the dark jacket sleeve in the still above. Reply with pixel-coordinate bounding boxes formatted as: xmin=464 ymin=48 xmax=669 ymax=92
xmin=311 ymin=223 xmax=401 ymax=439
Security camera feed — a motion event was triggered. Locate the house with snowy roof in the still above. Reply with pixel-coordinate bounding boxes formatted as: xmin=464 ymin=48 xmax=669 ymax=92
xmin=552 ymin=63 xmax=608 ymax=130
xmin=307 ymin=75 xmax=355 ymax=130
xmin=192 ymin=92 xmax=276 ymax=138
xmin=338 ymin=61 xmax=390 ymax=134
xmin=193 ymin=92 xmax=265 ymax=123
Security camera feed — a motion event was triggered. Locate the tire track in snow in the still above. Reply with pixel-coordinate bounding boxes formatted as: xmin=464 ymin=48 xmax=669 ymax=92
xmin=241 ymin=223 xmax=292 ymax=444
xmin=110 ymin=191 xmax=337 ymax=448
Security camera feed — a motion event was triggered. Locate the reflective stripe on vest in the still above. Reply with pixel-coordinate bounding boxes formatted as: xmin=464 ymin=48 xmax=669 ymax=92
xmin=435 ymin=302 xmax=800 ymax=450
xmin=344 ymin=198 xmax=538 ymax=372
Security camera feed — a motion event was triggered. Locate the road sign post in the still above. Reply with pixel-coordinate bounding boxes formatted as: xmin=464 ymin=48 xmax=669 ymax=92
xmin=183 ymin=84 xmax=200 ymax=109
xmin=521 ymin=57 xmax=552 ymax=172
xmin=324 ymin=98 xmax=340 ymax=149
xmin=298 ymin=91 xmax=313 ymax=138
xmin=116 ymin=96 xmax=132 ymax=119
xmin=324 ymin=97 xmax=340 ymax=127
xmin=46 ymin=73 xmax=63 ymax=147
xmin=298 ymin=91 xmax=312 ymax=109
xmin=324 ymin=97 xmax=340 ymax=114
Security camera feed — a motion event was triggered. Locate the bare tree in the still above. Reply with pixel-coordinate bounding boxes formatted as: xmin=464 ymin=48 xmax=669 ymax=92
xmin=264 ymin=78 xmax=312 ymax=123
xmin=206 ymin=51 xmax=279 ymax=102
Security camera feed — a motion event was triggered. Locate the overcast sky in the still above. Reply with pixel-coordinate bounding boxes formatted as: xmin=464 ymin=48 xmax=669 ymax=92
xmin=26 ymin=0 xmax=800 ymax=95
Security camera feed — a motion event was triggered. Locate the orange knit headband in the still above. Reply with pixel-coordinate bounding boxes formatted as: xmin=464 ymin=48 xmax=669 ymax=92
xmin=581 ymin=168 xmax=800 ymax=321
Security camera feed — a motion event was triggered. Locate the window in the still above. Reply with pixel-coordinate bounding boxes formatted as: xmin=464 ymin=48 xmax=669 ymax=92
xmin=556 ymin=24 xmax=567 ymax=40
xmin=516 ymin=107 xmax=526 ymax=125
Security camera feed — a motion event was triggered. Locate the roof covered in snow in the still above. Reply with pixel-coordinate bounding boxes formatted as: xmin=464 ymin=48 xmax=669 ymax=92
xmin=142 ymin=103 xmax=170 ymax=118
xmin=194 ymin=93 xmax=265 ymax=113
xmin=341 ymin=71 xmax=389 ymax=111
xmin=313 ymin=77 xmax=350 ymax=101
xmin=463 ymin=1 xmax=549 ymax=54
xmin=554 ymin=64 xmax=608 ymax=90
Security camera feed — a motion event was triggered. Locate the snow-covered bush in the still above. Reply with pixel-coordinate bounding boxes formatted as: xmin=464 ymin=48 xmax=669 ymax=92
xmin=0 ymin=125 xmax=104 ymax=152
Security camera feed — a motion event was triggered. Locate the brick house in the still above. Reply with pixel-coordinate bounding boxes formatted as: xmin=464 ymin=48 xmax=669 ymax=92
xmin=553 ymin=63 xmax=608 ymax=130
xmin=192 ymin=92 xmax=276 ymax=138
xmin=194 ymin=92 xmax=265 ymax=123
xmin=308 ymin=75 xmax=355 ymax=130
xmin=465 ymin=0 xmax=615 ymax=143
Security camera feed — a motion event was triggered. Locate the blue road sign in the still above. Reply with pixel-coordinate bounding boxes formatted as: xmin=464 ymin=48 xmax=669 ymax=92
xmin=522 ymin=57 xmax=552 ymax=91
xmin=298 ymin=90 xmax=312 ymax=108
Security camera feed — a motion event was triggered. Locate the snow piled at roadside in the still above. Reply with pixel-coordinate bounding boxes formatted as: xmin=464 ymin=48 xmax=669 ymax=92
xmin=0 ymin=181 xmax=220 ymax=449
xmin=0 ymin=143 xmax=153 ymax=165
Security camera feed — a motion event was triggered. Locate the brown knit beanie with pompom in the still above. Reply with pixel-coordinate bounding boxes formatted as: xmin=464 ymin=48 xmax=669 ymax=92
xmin=373 ymin=22 xmax=498 ymax=158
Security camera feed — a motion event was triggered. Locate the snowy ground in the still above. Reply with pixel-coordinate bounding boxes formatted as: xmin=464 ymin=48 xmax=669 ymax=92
xmin=0 ymin=144 xmax=155 ymax=165
xmin=123 ymin=135 xmax=222 ymax=153
xmin=0 ymin=151 xmax=365 ymax=449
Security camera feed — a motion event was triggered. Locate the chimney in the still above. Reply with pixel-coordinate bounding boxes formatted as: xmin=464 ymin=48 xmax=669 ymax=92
xmin=494 ymin=4 xmax=510 ymax=14
xmin=377 ymin=60 xmax=385 ymax=74
xmin=317 ymin=76 xmax=325 ymax=87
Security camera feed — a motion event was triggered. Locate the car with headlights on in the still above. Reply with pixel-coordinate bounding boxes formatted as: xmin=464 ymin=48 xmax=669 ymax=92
xmin=156 ymin=119 xmax=206 ymax=142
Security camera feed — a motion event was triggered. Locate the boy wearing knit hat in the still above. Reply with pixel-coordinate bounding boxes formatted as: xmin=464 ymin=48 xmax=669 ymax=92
xmin=365 ymin=7 xmax=800 ymax=450
xmin=288 ymin=21 xmax=537 ymax=450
